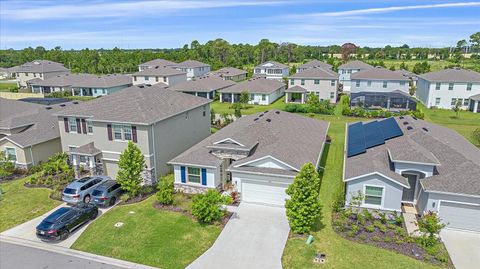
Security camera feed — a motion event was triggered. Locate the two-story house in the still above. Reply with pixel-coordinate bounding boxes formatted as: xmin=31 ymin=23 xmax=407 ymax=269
xmin=175 ymin=60 xmax=211 ymax=80
xmin=286 ymin=67 xmax=339 ymax=104
xmin=219 ymin=77 xmax=285 ymax=105
xmin=209 ymin=67 xmax=247 ymax=82
xmin=296 ymin=60 xmax=332 ymax=73
xmin=169 ymin=75 xmax=235 ymax=99
xmin=344 ymin=116 xmax=480 ymax=232
xmin=416 ymin=68 xmax=480 ymax=112
xmin=29 ymin=73 xmax=132 ymax=96
xmin=338 ymin=60 xmax=373 ymax=92
xmin=138 ymin=58 xmax=177 ymax=71
xmin=15 ymin=60 xmax=70 ymax=89
xmin=54 ymin=84 xmax=211 ymax=184
xmin=132 ymin=66 xmax=187 ymax=86
xmin=253 ymin=61 xmax=289 ymax=80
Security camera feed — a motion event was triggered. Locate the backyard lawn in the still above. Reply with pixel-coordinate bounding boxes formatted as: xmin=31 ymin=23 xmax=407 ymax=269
xmin=210 ymin=97 xmax=286 ymax=115
xmin=0 ymin=82 xmax=17 ymax=92
xmin=72 ymin=195 xmax=221 ymax=269
xmin=0 ymin=174 xmax=61 ymax=232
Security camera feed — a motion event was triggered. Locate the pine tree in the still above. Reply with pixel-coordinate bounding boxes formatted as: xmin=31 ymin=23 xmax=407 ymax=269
xmin=117 ymin=141 xmax=145 ymax=197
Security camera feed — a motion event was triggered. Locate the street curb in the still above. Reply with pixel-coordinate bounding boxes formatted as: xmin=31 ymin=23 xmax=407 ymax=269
xmin=0 ymin=235 xmax=159 ymax=269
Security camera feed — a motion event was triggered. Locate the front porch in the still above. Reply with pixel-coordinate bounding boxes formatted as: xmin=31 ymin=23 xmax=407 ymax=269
xmin=468 ymin=95 xmax=480 ymax=113
xmin=69 ymin=142 xmax=103 ymax=178
xmin=285 ymin=86 xmax=307 ymax=104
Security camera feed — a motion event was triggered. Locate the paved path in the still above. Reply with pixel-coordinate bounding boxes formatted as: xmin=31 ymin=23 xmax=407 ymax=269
xmin=441 ymin=229 xmax=480 ymax=269
xmin=188 ymin=203 xmax=290 ymax=269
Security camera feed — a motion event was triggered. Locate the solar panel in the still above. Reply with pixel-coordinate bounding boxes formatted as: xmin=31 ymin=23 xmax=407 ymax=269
xmin=379 ymin=117 xmax=403 ymax=140
xmin=347 ymin=122 xmax=366 ymax=157
xmin=363 ymin=121 xmax=385 ymax=148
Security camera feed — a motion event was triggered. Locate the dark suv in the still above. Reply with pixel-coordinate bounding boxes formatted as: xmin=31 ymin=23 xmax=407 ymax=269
xmin=91 ymin=180 xmax=122 ymax=207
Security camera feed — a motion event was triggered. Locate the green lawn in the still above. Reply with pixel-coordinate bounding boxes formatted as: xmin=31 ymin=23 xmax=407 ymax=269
xmin=0 ymin=82 xmax=17 ymax=92
xmin=72 ymin=195 xmax=220 ymax=269
xmin=0 ymin=175 xmax=61 ymax=232
xmin=211 ymin=97 xmax=287 ymax=115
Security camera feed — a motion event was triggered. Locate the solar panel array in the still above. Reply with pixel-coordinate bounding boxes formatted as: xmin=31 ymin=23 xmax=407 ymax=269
xmin=347 ymin=117 xmax=404 ymax=157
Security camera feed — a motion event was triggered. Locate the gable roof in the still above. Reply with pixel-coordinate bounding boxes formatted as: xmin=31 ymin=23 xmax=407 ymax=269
xmin=133 ymin=66 xmax=185 ymax=76
xmin=285 ymin=85 xmax=308 ymax=93
xmin=290 ymin=67 xmax=339 ymax=79
xmin=298 ymin=60 xmax=332 ymax=70
xmin=55 ymin=84 xmax=211 ymax=125
xmin=169 ymin=76 xmax=235 ymax=93
xmin=351 ymin=67 xmax=409 ymax=81
xmin=255 ymin=61 xmax=288 ymax=69
xmin=140 ymin=59 xmax=177 ymax=67
xmin=470 ymin=93 xmax=480 ymax=101
xmin=209 ymin=67 xmax=247 ymax=78
xmin=29 ymin=73 xmax=131 ymax=88
xmin=219 ymin=77 xmax=285 ymax=94
xmin=176 ymin=60 xmax=210 ymax=68
xmin=16 ymin=60 xmax=69 ymax=73
xmin=339 ymin=60 xmax=373 ymax=70
xmin=417 ymin=68 xmax=480 ymax=83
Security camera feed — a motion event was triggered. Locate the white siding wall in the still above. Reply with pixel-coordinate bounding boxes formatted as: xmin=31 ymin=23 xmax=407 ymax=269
xmin=289 ymin=78 xmax=338 ymax=103
xmin=132 ymin=73 xmax=187 ymax=86
xmin=350 ymin=79 xmax=409 ymax=94
xmin=249 ymin=87 xmax=285 ymax=105
xmin=173 ymin=164 xmax=220 ymax=188
xmin=416 ymin=77 xmax=480 ymax=109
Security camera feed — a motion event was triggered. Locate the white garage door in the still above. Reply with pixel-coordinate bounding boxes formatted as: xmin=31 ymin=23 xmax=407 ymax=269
xmin=439 ymin=201 xmax=480 ymax=232
xmin=242 ymin=180 xmax=289 ymax=206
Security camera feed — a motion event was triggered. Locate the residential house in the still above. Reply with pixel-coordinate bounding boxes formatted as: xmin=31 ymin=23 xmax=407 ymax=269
xmin=0 ymin=98 xmax=75 ymax=168
xmin=415 ymin=68 xmax=480 ymax=112
xmin=350 ymin=90 xmax=417 ymax=111
xmin=253 ymin=61 xmax=289 ymax=80
xmin=175 ymin=60 xmax=211 ymax=80
xmin=338 ymin=60 xmax=373 ymax=92
xmin=169 ymin=110 xmax=329 ymax=206
xmin=132 ymin=66 xmax=186 ymax=86
xmin=169 ymin=75 xmax=235 ymax=99
xmin=219 ymin=77 xmax=285 ymax=105
xmin=29 ymin=73 xmax=132 ymax=96
xmin=209 ymin=67 xmax=247 ymax=82
xmin=344 ymin=116 xmax=480 ymax=232
xmin=296 ymin=60 xmax=332 ymax=73
xmin=15 ymin=60 xmax=70 ymax=89
xmin=54 ymin=84 xmax=211 ymax=183
xmin=394 ymin=69 xmax=418 ymax=87
xmin=286 ymin=67 xmax=339 ymax=104
xmin=0 ymin=66 xmax=18 ymax=79
xmin=138 ymin=58 xmax=177 ymax=71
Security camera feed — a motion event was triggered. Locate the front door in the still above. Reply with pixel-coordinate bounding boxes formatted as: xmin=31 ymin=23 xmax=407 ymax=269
xmin=402 ymin=174 xmax=417 ymax=202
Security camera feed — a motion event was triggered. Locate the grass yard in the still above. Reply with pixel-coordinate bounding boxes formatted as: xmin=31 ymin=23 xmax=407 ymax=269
xmin=0 ymin=174 xmax=61 ymax=232
xmin=72 ymin=195 xmax=221 ymax=269
xmin=210 ymin=97 xmax=286 ymax=115
xmin=0 ymin=82 xmax=17 ymax=92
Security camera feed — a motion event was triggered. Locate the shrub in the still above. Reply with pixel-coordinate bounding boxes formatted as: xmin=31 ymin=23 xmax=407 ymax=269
xmin=117 ymin=141 xmax=146 ymax=197
xmin=359 ymin=234 xmax=367 ymax=241
xmin=365 ymin=225 xmax=375 ymax=233
xmin=357 ymin=213 xmax=366 ymax=225
xmin=395 ymin=227 xmax=406 ymax=237
xmin=392 ymin=211 xmax=404 ymax=226
xmin=378 ymin=212 xmax=387 ymax=224
xmin=372 ymin=236 xmax=380 ymax=242
xmin=331 ymin=190 xmax=345 ymax=213
xmin=362 ymin=208 xmax=373 ymax=221
xmin=192 ymin=190 xmax=232 ymax=224
xmin=351 ymin=224 xmax=359 ymax=234
xmin=120 ymin=193 xmax=131 ymax=202
xmin=374 ymin=221 xmax=387 ymax=233
xmin=347 ymin=231 xmax=356 ymax=237
xmin=0 ymin=150 xmax=15 ymax=178
xmin=416 ymin=211 xmax=446 ymax=247
xmin=473 ymin=128 xmax=480 ymax=146
xmin=383 ymin=236 xmax=392 ymax=243
xmin=157 ymin=175 xmax=174 ymax=205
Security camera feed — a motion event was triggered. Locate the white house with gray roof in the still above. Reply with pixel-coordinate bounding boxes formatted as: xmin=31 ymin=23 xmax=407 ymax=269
xmin=209 ymin=67 xmax=247 ymax=82
xmin=253 ymin=61 xmax=289 ymax=80
xmin=54 ymin=84 xmax=211 ymax=183
xmin=169 ymin=75 xmax=235 ymax=99
xmin=15 ymin=60 xmax=70 ymax=89
xmin=138 ymin=58 xmax=177 ymax=71
xmin=296 ymin=60 xmax=332 ymax=73
xmin=351 ymin=67 xmax=410 ymax=94
xmin=286 ymin=67 xmax=339 ymax=104
xmin=132 ymin=66 xmax=187 ymax=86
xmin=169 ymin=110 xmax=329 ymax=206
xmin=344 ymin=116 xmax=480 ymax=232
xmin=338 ymin=60 xmax=373 ymax=92
xmin=175 ymin=60 xmax=211 ymax=80
xmin=219 ymin=77 xmax=285 ymax=105
xmin=416 ymin=68 xmax=480 ymax=112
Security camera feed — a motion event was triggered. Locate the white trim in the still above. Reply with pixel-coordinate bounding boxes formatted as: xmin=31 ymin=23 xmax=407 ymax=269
xmin=234 ymin=155 xmax=299 ymax=172
xmin=101 ymin=158 xmax=119 ymax=162
xmin=0 ymin=137 xmax=24 ymax=148
xmin=4 ymin=146 xmax=17 ymax=162
xmin=29 ymin=146 xmax=35 ymax=166
xmin=240 ymin=177 xmax=291 ymax=186
xmin=424 ymin=189 xmax=480 ymax=199
xmin=387 ymin=149 xmax=440 ymax=166
xmin=168 ymin=162 xmax=218 ymax=169
xmin=344 ymin=172 xmax=410 ymax=188
xmin=213 ymin=138 xmax=245 ymax=147
xmin=227 ymin=169 xmax=296 ymax=179
xmin=362 ymin=184 xmax=385 ymax=209
xmin=101 ymin=150 xmax=153 ymax=158
xmin=438 ymin=200 xmax=480 ymax=213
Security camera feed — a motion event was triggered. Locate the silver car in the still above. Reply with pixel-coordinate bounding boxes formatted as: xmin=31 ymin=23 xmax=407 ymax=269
xmin=62 ymin=176 xmax=110 ymax=204
xmin=91 ymin=180 xmax=122 ymax=207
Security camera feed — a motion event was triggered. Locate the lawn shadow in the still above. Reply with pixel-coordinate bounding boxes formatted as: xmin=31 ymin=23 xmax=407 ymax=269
xmin=317 ymin=142 xmax=330 ymax=190
xmin=311 ymin=204 xmax=325 ymax=232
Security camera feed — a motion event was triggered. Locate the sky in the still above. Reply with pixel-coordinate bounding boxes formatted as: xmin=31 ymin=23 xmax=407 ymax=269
xmin=0 ymin=0 xmax=479 ymax=49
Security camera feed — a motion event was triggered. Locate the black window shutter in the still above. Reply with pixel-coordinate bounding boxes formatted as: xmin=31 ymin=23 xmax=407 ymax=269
xmin=81 ymin=119 xmax=87 ymax=134
xmin=64 ymin=117 xmax=69 ymax=132
xmin=132 ymin=126 xmax=137 ymax=143
xmin=107 ymin=124 xmax=113 ymax=141
xmin=76 ymin=118 xmax=81 ymax=133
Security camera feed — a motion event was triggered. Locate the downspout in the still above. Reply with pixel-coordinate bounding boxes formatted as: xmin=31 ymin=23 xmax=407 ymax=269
xmin=151 ymin=123 xmax=157 ymax=181
xmin=29 ymin=146 xmax=35 ymax=166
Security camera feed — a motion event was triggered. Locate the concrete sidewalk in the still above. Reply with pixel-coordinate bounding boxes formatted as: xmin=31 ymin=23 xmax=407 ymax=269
xmin=441 ymin=229 xmax=480 ymax=269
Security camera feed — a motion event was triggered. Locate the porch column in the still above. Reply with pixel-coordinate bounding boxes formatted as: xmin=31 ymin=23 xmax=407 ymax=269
xmin=71 ymin=88 xmax=75 ymax=96
xmin=72 ymin=155 xmax=80 ymax=179
xmin=285 ymin=93 xmax=289 ymax=103
xmin=231 ymin=93 xmax=234 ymax=104
xmin=406 ymin=99 xmax=410 ymax=110
xmin=387 ymin=99 xmax=391 ymax=110
xmin=88 ymin=156 xmax=95 ymax=176
xmin=301 ymin=93 xmax=305 ymax=104
xmin=474 ymin=101 xmax=479 ymax=113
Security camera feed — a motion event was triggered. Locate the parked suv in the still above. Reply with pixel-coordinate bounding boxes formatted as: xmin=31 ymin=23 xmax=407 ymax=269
xmin=62 ymin=176 xmax=110 ymax=204
xmin=91 ymin=180 xmax=122 ymax=207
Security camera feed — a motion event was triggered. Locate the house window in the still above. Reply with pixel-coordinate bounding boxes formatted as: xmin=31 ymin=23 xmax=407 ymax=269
xmin=435 ymin=83 xmax=441 ymax=90
xmin=301 ymin=79 xmax=305 ymax=86
xmin=123 ymin=125 xmax=132 ymax=141
xmin=187 ymin=167 xmax=201 ymax=183
xmin=435 ymin=98 xmax=441 ymax=105
xmin=86 ymin=120 xmax=93 ymax=134
xmin=203 ymin=105 xmax=206 ymax=117
xmin=315 ymin=79 xmax=320 ymax=85
xmin=68 ymin=118 xmax=77 ymax=133
xmin=113 ymin=124 xmax=123 ymax=140
xmin=463 ymin=99 xmax=469 ymax=106
xmin=364 ymin=186 xmax=383 ymax=206
xmin=448 ymin=83 xmax=454 ymax=90
xmin=400 ymin=81 xmax=406 ymax=86
xmin=250 ymin=94 xmax=255 ymax=100
xmin=383 ymin=81 xmax=388 ymax=88
xmin=330 ymin=92 xmax=335 ymax=99
xmin=5 ymin=147 xmax=16 ymax=162
xmin=342 ymin=70 xmax=346 ymax=74
xmin=163 ymin=76 xmax=167 ymax=82
xmin=347 ymin=70 xmax=352 ymax=74
xmin=290 ymin=79 xmax=294 ymax=85
xmin=185 ymin=112 xmax=190 ymax=120
xmin=145 ymin=76 xmax=149 ymax=81
xmin=155 ymin=76 xmax=159 ymax=82
xmin=330 ymin=80 xmax=335 ymax=86
xmin=261 ymin=94 xmax=266 ymax=101
xmin=367 ymin=81 xmax=372 ymax=86
xmin=112 ymin=125 xmax=132 ymax=141
xmin=133 ymin=76 xmax=137 ymax=81
xmin=33 ymin=73 xmax=37 ymax=78
xmin=355 ymin=80 xmax=360 ymax=87
xmin=255 ymin=68 xmax=260 ymax=74
xmin=451 ymin=98 xmax=457 ymax=106
xmin=467 ymin=83 xmax=472 ymax=91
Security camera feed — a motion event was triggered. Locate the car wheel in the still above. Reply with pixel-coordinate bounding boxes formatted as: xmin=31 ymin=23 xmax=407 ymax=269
xmin=83 ymin=195 xmax=91 ymax=204
xmin=60 ymin=230 xmax=70 ymax=240
xmin=109 ymin=197 xmax=116 ymax=207
xmin=90 ymin=210 xmax=98 ymax=220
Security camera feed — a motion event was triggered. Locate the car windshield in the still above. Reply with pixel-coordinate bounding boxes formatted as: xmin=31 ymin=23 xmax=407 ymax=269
xmin=92 ymin=190 xmax=104 ymax=196
xmin=45 ymin=207 xmax=70 ymax=222
xmin=63 ymin=188 xmax=77 ymax=194
xmin=37 ymin=221 xmax=56 ymax=230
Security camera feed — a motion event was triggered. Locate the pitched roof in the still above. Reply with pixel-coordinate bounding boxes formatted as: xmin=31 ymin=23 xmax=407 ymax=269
xmin=219 ymin=77 xmax=285 ymax=94
xmin=16 ymin=60 xmax=69 ymax=73
xmin=351 ymin=67 xmax=410 ymax=81
xmin=133 ymin=66 xmax=186 ymax=76
xmin=29 ymin=73 xmax=131 ymax=88
xmin=255 ymin=61 xmax=288 ymax=69
xmin=290 ymin=67 xmax=339 ymax=79
xmin=469 ymin=93 xmax=480 ymax=101
xmin=70 ymin=142 xmax=101 ymax=156
xmin=338 ymin=60 xmax=373 ymax=70
xmin=209 ymin=67 xmax=247 ymax=78
xmin=298 ymin=60 xmax=332 ymax=70
xmin=140 ymin=58 xmax=177 ymax=67
xmin=417 ymin=68 xmax=480 ymax=83
xmin=285 ymin=85 xmax=307 ymax=93
xmin=176 ymin=60 xmax=210 ymax=68
xmin=54 ymin=84 xmax=211 ymax=125
xmin=169 ymin=110 xmax=329 ymax=175
xmin=169 ymin=76 xmax=235 ymax=93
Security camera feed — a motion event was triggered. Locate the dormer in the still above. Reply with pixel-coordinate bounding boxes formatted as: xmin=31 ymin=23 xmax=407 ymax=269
xmin=234 ymin=155 xmax=299 ymax=172
xmin=207 ymin=137 xmax=257 ymax=161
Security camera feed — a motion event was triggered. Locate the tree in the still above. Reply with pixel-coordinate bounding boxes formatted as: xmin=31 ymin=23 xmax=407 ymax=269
xmin=234 ymin=104 xmax=242 ymax=118
xmin=412 ymin=61 xmax=431 ymax=74
xmin=389 ymin=65 xmax=396 ymax=71
xmin=192 ymin=190 xmax=232 ymax=224
xmin=157 ymin=174 xmax=174 ymax=205
xmin=416 ymin=211 xmax=446 ymax=247
xmin=452 ymin=99 xmax=462 ymax=117
xmin=239 ymin=90 xmax=250 ymax=108
xmin=0 ymin=150 xmax=15 ymax=178
xmin=399 ymin=62 xmax=409 ymax=71
xmin=470 ymin=32 xmax=480 ymax=52
xmin=341 ymin=43 xmax=357 ymax=63
xmin=409 ymin=85 xmax=416 ymax=96
xmin=305 ymin=92 xmax=320 ymax=113
xmin=285 ymin=163 xmax=322 ymax=234
xmin=117 ymin=141 xmax=145 ymax=197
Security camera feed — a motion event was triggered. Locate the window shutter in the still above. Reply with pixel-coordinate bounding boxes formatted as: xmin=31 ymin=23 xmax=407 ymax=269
xmin=201 ymin=168 xmax=207 ymax=186
xmin=132 ymin=126 xmax=137 ymax=143
xmin=64 ymin=117 xmax=69 ymax=132
xmin=76 ymin=118 xmax=81 ymax=133
xmin=107 ymin=124 xmax=113 ymax=141
xmin=180 ymin=166 xmax=186 ymax=183
xmin=81 ymin=119 xmax=87 ymax=134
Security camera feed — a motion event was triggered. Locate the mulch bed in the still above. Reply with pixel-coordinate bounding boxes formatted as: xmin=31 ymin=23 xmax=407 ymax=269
xmin=122 ymin=192 xmax=155 ymax=205
xmin=0 ymin=173 xmax=29 ymax=183
xmin=153 ymin=201 xmax=233 ymax=227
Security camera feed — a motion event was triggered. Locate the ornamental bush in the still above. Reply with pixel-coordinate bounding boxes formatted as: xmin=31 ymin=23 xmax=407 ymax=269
xmin=192 ymin=190 xmax=232 ymax=224
xmin=117 ymin=141 xmax=145 ymax=197
xmin=157 ymin=174 xmax=174 ymax=205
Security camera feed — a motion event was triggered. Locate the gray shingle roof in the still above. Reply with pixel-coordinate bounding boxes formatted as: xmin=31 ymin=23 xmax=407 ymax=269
xmin=209 ymin=67 xmax=247 ymax=78
xmin=54 ymin=84 xmax=211 ymax=125
xmin=470 ymin=93 xmax=480 ymax=101
xmin=29 ymin=73 xmax=132 ymax=88
xmin=351 ymin=67 xmax=410 ymax=81
xmin=338 ymin=60 xmax=373 ymax=70
xmin=298 ymin=60 xmax=332 ymax=70
xmin=176 ymin=60 xmax=210 ymax=68
xmin=140 ymin=59 xmax=177 ymax=67
xmin=169 ymin=110 xmax=329 ymax=176
xmin=16 ymin=60 xmax=69 ymax=73
xmin=70 ymin=142 xmax=101 ymax=156
xmin=255 ymin=61 xmax=288 ymax=69
xmin=169 ymin=76 xmax=235 ymax=93
xmin=417 ymin=68 xmax=480 ymax=83
xmin=219 ymin=77 xmax=285 ymax=94
xmin=285 ymin=85 xmax=307 ymax=93
xmin=290 ymin=67 xmax=339 ymax=79
xmin=133 ymin=66 xmax=186 ymax=76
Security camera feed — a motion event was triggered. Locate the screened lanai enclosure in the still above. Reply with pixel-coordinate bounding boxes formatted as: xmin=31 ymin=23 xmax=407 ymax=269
xmin=350 ymin=91 xmax=416 ymax=111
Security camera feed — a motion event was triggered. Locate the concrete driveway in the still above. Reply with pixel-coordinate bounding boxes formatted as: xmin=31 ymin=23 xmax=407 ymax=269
xmin=441 ymin=229 xmax=480 ymax=269
xmin=187 ymin=203 xmax=290 ymax=269
xmin=1 ymin=202 xmax=115 ymax=248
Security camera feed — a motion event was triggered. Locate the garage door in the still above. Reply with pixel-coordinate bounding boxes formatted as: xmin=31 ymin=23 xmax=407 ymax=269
xmin=103 ymin=160 xmax=119 ymax=179
xmin=439 ymin=201 xmax=480 ymax=232
xmin=242 ymin=180 xmax=289 ymax=206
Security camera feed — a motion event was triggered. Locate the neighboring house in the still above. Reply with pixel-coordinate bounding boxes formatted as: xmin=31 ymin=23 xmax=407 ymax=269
xmin=175 ymin=60 xmax=211 ymax=80
xmin=286 ymin=67 xmax=339 ymax=104
xmin=132 ymin=66 xmax=187 ymax=86
xmin=350 ymin=90 xmax=417 ymax=111
xmin=0 ymin=98 xmax=74 ymax=168
xmin=138 ymin=58 xmax=177 ymax=71
xmin=0 ymin=66 xmax=18 ymax=79
xmin=209 ymin=67 xmax=247 ymax=82
xmin=394 ymin=69 xmax=418 ymax=87
xmin=54 ymin=84 xmax=211 ymax=183
xmin=29 ymin=73 xmax=132 ymax=96
xmin=15 ymin=60 xmax=70 ymax=89
xmin=344 ymin=116 xmax=480 ymax=232
xmin=415 ymin=68 xmax=480 ymax=111
xmin=169 ymin=76 xmax=235 ymax=99
xmin=296 ymin=60 xmax=332 ymax=73
xmin=169 ymin=110 xmax=329 ymax=206
xmin=253 ymin=61 xmax=289 ymax=80
xmin=338 ymin=60 xmax=373 ymax=92
xmin=219 ymin=77 xmax=285 ymax=105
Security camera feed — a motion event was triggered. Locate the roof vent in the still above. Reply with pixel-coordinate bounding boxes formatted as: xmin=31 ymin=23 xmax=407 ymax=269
xmin=412 ymin=116 xmax=417 ymax=120
xmin=403 ymin=121 xmax=409 ymax=125
xmin=275 ymin=111 xmax=280 ymax=114
xmin=254 ymin=118 xmax=259 ymax=121
xmin=45 ymin=106 xmax=52 ymax=110
xmin=60 ymin=104 xmax=66 ymax=107
xmin=264 ymin=110 xmax=269 ymax=113
xmin=266 ymin=119 xmax=271 ymax=122
xmin=399 ymin=116 xmax=404 ymax=119
xmin=422 ymin=127 xmax=429 ymax=132
xmin=259 ymin=114 xmax=264 ymax=117
xmin=407 ymin=126 xmax=413 ymax=130
xmin=73 ymin=101 xmax=79 ymax=104
xmin=138 ymin=85 xmax=144 ymax=88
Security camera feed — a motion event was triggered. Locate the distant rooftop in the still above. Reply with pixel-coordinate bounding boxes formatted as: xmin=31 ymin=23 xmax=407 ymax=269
xmin=255 ymin=61 xmax=288 ymax=69
xmin=29 ymin=73 xmax=132 ymax=88
xmin=220 ymin=77 xmax=285 ymax=94
xmin=338 ymin=60 xmax=373 ymax=70
xmin=418 ymin=68 xmax=480 ymax=83
xmin=298 ymin=60 xmax=332 ymax=70
xmin=351 ymin=66 xmax=409 ymax=81
xmin=16 ymin=60 xmax=69 ymax=73
xmin=290 ymin=67 xmax=339 ymax=79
